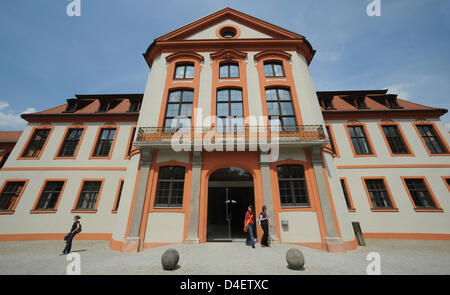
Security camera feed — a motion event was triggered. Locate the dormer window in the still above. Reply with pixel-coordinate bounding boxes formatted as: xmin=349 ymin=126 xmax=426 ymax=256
xmin=65 ymin=100 xmax=77 ymax=113
xmin=174 ymin=63 xmax=194 ymax=79
xmin=386 ymin=97 xmax=401 ymax=109
xmin=98 ymin=101 xmax=110 ymax=112
xmin=355 ymin=97 xmax=367 ymax=109
xmin=322 ymin=97 xmax=335 ymax=110
xmin=128 ymin=100 xmax=141 ymax=112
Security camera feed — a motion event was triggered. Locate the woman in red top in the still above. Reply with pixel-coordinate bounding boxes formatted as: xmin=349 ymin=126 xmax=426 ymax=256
xmin=244 ymin=205 xmax=255 ymax=248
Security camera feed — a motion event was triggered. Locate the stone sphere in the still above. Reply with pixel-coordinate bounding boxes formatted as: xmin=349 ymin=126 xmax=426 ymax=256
xmin=161 ymin=248 xmax=179 ymax=270
xmin=286 ymin=248 xmax=305 ymax=270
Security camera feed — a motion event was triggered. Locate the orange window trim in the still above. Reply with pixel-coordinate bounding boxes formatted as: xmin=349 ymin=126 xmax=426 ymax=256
xmin=54 ymin=126 xmax=87 ymax=160
xmin=139 ymin=160 xmax=191 ymax=246
xmin=377 ymin=122 xmax=414 ymax=157
xmin=361 ymin=177 xmax=399 ymax=212
xmin=89 ymin=125 xmax=120 ymax=160
xmin=411 ymin=121 xmax=450 ymax=157
xmin=269 ymin=159 xmax=317 ymax=213
xmin=254 ymin=51 xmax=303 ymax=126
xmin=124 ymin=126 xmax=137 ymax=159
xmin=400 ymin=176 xmax=443 ymax=212
xmin=0 ymin=179 xmax=29 ymax=214
xmin=337 ymin=164 xmax=450 ymax=169
xmin=441 ymin=176 xmax=450 ymax=192
xmin=71 ymin=178 xmax=105 ymax=213
xmin=147 ymin=161 xmax=192 ymax=212
xmin=325 ymin=124 xmax=340 ymax=158
xmin=344 ymin=122 xmax=377 ymax=158
xmin=30 ymin=179 xmax=68 ymax=214
xmin=210 ymin=50 xmax=249 ymax=126
xmin=17 ymin=126 xmax=54 ymax=160
xmin=157 ymin=55 xmax=202 ymax=128
xmin=111 ymin=178 xmax=125 ymax=213
xmin=339 ymin=177 xmax=356 ymax=212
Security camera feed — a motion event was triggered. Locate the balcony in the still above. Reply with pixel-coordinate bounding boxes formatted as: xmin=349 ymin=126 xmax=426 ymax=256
xmin=135 ymin=125 xmax=327 ymax=150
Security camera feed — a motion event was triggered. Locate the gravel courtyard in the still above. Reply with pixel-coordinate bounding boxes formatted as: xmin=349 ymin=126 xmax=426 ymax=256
xmin=0 ymin=239 xmax=449 ymax=275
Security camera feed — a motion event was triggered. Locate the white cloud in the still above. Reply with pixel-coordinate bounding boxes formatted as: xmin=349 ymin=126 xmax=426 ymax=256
xmin=0 ymin=100 xmax=35 ymax=130
xmin=385 ymin=82 xmax=415 ymax=100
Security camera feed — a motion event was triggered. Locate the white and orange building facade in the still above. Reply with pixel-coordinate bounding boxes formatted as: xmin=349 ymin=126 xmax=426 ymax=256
xmin=0 ymin=8 xmax=449 ymax=253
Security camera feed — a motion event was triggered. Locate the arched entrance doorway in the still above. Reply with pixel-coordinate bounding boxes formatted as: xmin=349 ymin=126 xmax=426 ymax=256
xmin=207 ymin=167 xmax=256 ymax=242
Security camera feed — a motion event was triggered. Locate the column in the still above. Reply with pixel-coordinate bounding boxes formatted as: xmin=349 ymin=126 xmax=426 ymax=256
xmin=185 ymin=151 xmax=202 ymax=244
xmin=123 ymin=148 xmax=153 ymax=251
xmin=259 ymin=152 xmax=280 ymax=243
xmin=309 ymin=147 xmax=342 ymax=246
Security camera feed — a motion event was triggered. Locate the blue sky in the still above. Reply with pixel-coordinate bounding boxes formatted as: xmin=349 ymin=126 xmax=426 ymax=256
xmin=0 ymin=0 xmax=449 ymax=130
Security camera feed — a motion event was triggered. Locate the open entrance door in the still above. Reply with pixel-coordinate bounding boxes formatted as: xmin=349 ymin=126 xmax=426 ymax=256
xmin=207 ymin=167 xmax=256 ymax=242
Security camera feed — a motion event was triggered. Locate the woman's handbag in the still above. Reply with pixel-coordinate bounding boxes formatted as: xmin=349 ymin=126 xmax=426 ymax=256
xmin=243 ymin=214 xmax=253 ymax=232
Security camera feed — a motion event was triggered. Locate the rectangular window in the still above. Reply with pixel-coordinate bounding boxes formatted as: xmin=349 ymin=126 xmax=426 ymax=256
xmin=112 ymin=180 xmax=124 ymax=212
xmin=174 ymin=64 xmax=194 ymax=79
xmin=0 ymin=181 xmax=26 ymax=211
xmin=154 ymin=166 xmax=186 ymax=208
xmin=75 ymin=181 xmax=102 ymax=210
xmin=57 ymin=128 xmax=84 ymax=157
xmin=216 ymin=88 xmax=244 ymax=131
xmin=164 ymin=90 xmax=194 ymax=130
xmin=21 ymin=129 xmax=51 ymax=158
xmin=364 ymin=179 xmax=394 ymax=209
xmin=326 ymin=126 xmax=337 ymax=155
xmin=277 ymin=165 xmax=310 ymax=207
xmin=265 ymin=88 xmax=297 ymax=132
xmin=126 ymin=127 xmax=136 ymax=157
xmin=347 ymin=126 xmax=372 ymax=155
xmin=128 ymin=100 xmax=140 ymax=112
xmin=322 ymin=97 xmax=335 ymax=110
xmin=219 ymin=63 xmax=239 ymax=78
xmin=92 ymin=128 xmax=116 ymax=157
xmin=404 ymin=178 xmax=437 ymax=209
xmin=35 ymin=181 xmax=65 ymax=210
xmin=98 ymin=101 xmax=110 ymax=112
xmin=416 ymin=125 xmax=447 ymax=154
xmin=340 ymin=179 xmax=354 ymax=210
xmin=264 ymin=62 xmax=284 ymax=77
xmin=381 ymin=125 xmax=409 ymax=154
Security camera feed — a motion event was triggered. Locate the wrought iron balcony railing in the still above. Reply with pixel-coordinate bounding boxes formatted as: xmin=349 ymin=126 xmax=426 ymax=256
xmin=136 ymin=125 xmax=325 ymax=143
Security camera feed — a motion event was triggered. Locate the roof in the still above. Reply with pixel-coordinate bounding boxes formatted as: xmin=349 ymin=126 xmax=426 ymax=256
xmin=317 ymin=90 xmax=446 ymax=113
xmin=143 ymin=7 xmax=316 ymax=67
xmin=19 ymin=90 xmax=447 ymax=123
xmin=21 ymin=94 xmax=143 ymax=121
xmin=0 ymin=131 xmax=22 ymax=143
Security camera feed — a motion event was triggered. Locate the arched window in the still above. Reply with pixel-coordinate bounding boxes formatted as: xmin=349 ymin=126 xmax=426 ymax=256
xmin=219 ymin=63 xmax=239 ymax=78
xmin=174 ymin=63 xmax=194 ymax=79
xmin=264 ymin=61 xmax=284 ymax=77
xmin=216 ymin=88 xmax=244 ymax=131
xmin=154 ymin=166 xmax=186 ymax=208
xmin=164 ymin=89 xmax=194 ymax=129
xmin=265 ymin=88 xmax=296 ymax=131
xmin=277 ymin=164 xmax=309 ymax=207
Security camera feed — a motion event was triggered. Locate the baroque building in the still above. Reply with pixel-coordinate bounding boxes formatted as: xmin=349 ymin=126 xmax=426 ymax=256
xmin=0 ymin=8 xmax=449 ymax=252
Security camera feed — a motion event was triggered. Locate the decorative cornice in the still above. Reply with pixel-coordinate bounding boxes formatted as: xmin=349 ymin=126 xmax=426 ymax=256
xmin=210 ymin=48 xmax=247 ymax=61
xmin=254 ymin=50 xmax=292 ymax=61
xmin=165 ymin=51 xmax=205 ymax=63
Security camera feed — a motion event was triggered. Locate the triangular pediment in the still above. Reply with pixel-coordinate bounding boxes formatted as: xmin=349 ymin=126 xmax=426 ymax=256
xmin=156 ymin=7 xmax=304 ymax=41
